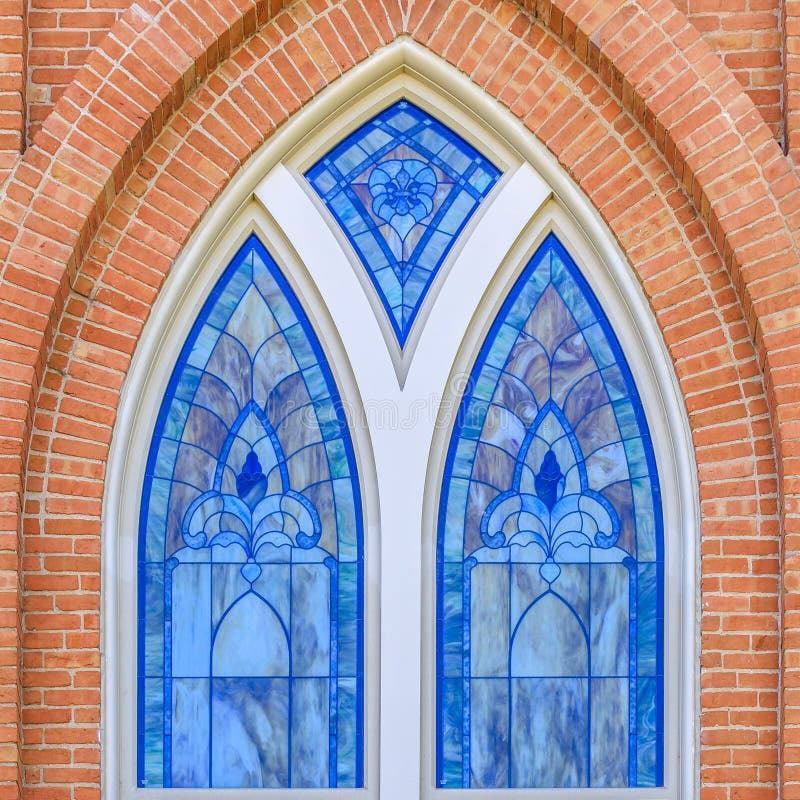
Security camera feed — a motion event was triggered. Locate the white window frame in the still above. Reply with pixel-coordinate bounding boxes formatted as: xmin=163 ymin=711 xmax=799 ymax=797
xmin=103 ymin=38 xmax=699 ymax=800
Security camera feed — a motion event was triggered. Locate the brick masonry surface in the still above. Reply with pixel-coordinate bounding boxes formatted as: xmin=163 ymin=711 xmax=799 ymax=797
xmin=0 ymin=1 xmax=799 ymax=799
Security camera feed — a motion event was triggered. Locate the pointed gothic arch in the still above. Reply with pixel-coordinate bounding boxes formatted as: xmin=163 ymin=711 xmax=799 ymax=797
xmin=104 ymin=44 xmax=698 ymax=800
xmin=136 ymin=235 xmax=365 ymax=788
xmin=434 ymin=233 xmax=663 ymax=788
xmin=0 ymin=0 xmax=784 ymax=795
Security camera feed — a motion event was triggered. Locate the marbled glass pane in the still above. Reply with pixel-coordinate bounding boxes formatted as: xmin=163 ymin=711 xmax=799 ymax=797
xmin=333 ymin=478 xmax=358 ymax=559
xmin=469 ymin=679 xmax=508 ymax=788
xmin=211 ymin=678 xmax=289 ymax=787
xmin=143 ymin=564 xmax=164 ymax=677
xmin=292 ymin=564 xmax=331 ymax=677
xmin=441 ymin=562 xmax=463 ymax=677
xmin=291 ymin=678 xmax=330 ymax=787
xmin=436 ymin=234 xmax=663 ymax=787
xmin=306 ymin=100 xmax=501 ymax=346
xmin=144 ymin=478 xmax=170 ymax=562
xmin=171 ymin=564 xmax=211 ymax=679
xmin=153 ymin=438 xmax=179 ymax=480
xmin=590 ymin=563 xmax=630 ymax=676
xmin=337 ymin=562 xmax=358 ymax=678
xmin=139 ymin=236 xmax=363 ymax=787
xmin=511 ymin=678 xmax=588 ymax=787
xmin=638 ymin=562 xmax=659 ymax=676
xmin=441 ymin=477 xmax=469 ymax=561
xmin=438 ymin=677 xmax=463 ymax=788
xmin=637 ymin=677 xmax=660 ymax=787
xmin=337 ymin=677 xmax=358 ymax=787
xmin=633 ymin=476 xmax=658 ymax=561
xmin=590 ymin=677 xmax=629 ymax=786
xmin=171 ymin=678 xmax=210 ymax=787
xmin=141 ymin=678 xmax=164 ymax=787
xmin=470 ymin=563 xmax=509 ymax=677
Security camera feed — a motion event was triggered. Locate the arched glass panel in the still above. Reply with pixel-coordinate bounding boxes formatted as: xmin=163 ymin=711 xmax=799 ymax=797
xmin=306 ymin=100 xmax=501 ymax=346
xmin=138 ymin=235 xmax=363 ymax=789
xmin=436 ymin=234 xmax=663 ymax=789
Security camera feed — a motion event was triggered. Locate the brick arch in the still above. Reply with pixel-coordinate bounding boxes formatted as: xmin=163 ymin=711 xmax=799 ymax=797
xmin=0 ymin=0 xmax=793 ymax=797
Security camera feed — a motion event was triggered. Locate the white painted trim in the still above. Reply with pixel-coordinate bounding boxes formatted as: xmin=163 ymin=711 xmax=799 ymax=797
xmin=286 ymin=66 xmax=520 ymax=174
xmin=258 ymin=161 xmax=548 ymax=800
xmin=103 ymin=37 xmax=699 ymax=800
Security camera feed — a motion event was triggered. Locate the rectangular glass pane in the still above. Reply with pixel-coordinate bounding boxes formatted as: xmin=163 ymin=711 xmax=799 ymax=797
xmin=291 ymin=564 xmax=330 ymax=677
xmin=171 ymin=564 xmax=211 ymax=678
xmin=470 ymin=678 xmax=509 ymax=787
xmin=511 ymin=677 xmax=588 ymax=787
xmin=211 ymin=677 xmax=289 ymax=788
xmin=470 ymin=563 xmax=509 ymax=678
xmin=337 ymin=677 xmax=358 ymax=787
xmin=171 ymin=677 xmax=210 ymax=787
xmin=291 ymin=678 xmax=329 ymax=786
xmin=590 ymin=677 xmax=628 ymax=786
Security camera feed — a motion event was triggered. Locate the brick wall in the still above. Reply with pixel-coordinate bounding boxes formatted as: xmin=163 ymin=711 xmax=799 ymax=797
xmin=674 ymin=0 xmax=784 ymax=143
xmin=1 ymin=0 xmax=795 ymax=169
xmin=0 ymin=0 xmax=798 ymax=799
xmin=27 ymin=0 xmax=128 ymax=142
xmin=0 ymin=1 xmax=26 ymax=184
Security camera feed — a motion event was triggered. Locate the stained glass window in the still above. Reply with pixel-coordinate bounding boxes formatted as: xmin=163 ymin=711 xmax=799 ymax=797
xmin=436 ymin=234 xmax=663 ymax=788
xmin=306 ymin=100 xmax=501 ymax=347
xmin=138 ymin=235 xmax=363 ymax=788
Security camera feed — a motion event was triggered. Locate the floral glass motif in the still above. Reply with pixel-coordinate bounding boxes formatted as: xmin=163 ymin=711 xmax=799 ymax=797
xmin=138 ymin=236 xmax=363 ymax=789
xmin=306 ymin=100 xmax=502 ymax=347
xmin=436 ymin=235 xmax=663 ymax=789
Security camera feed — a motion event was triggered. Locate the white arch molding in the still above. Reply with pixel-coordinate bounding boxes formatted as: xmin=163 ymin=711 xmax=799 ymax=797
xmin=102 ymin=38 xmax=699 ymax=800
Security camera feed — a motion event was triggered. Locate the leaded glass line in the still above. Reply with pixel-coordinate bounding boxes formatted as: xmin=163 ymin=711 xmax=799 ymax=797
xmin=436 ymin=234 xmax=664 ymax=789
xmin=306 ymin=100 xmax=502 ymax=347
xmin=138 ymin=235 xmax=364 ymax=788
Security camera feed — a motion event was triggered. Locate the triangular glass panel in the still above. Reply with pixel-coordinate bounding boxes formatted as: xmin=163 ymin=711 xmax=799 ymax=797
xmin=306 ymin=100 xmax=502 ymax=347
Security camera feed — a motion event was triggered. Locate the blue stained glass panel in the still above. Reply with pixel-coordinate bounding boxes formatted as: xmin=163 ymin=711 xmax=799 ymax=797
xmin=591 ymin=677 xmax=629 ymax=787
xmin=470 ymin=679 xmax=509 ymax=787
xmin=142 ymin=678 xmax=164 ymax=785
xmin=172 ymin=678 xmax=210 ymax=787
xmin=138 ymin=236 xmax=363 ymax=788
xmin=511 ymin=677 xmax=588 ymax=787
xmin=436 ymin=234 xmax=663 ymax=788
xmin=211 ymin=678 xmax=289 ymax=787
xmin=291 ymin=678 xmax=330 ymax=785
xmin=306 ymin=100 xmax=502 ymax=347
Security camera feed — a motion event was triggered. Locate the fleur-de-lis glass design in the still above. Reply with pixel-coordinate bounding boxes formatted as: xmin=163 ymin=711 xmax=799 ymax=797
xmin=307 ymin=100 xmax=501 ymax=346
xmin=368 ymin=159 xmax=437 ymax=241
xmin=480 ymin=443 xmax=621 ymax=587
xmin=182 ymin=446 xmax=324 ymax=587
xmin=436 ymin=235 xmax=663 ymax=790
xmin=138 ymin=237 xmax=363 ymax=789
